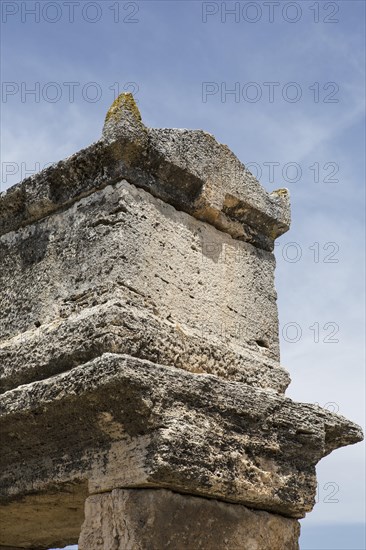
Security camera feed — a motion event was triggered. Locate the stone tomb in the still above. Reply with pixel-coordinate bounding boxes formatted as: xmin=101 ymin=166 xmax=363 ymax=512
xmin=0 ymin=94 xmax=362 ymax=549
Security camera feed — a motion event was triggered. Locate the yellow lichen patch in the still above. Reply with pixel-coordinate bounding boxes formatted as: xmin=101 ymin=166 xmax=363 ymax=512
xmin=271 ymin=188 xmax=289 ymax=198
xmin=104 ymin=92 xmax=142 ymax=125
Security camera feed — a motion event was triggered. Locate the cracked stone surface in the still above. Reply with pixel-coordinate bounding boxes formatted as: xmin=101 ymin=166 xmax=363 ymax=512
xmin=0 ymin=179 xmax=285 ymax=391
xmin=1 ymin=354 xmax=362 ymax=524
xmin=0 ymin=299 xmax=290 ymax=394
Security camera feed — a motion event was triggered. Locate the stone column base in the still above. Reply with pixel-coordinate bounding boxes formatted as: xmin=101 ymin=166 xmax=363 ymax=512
xmin=78 ymin=489 xmax=300 ymax=550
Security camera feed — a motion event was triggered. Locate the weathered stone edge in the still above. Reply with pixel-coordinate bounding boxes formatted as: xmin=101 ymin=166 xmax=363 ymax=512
xmin=0 ymin=299 xmax=290 ymax=394
xmin=2 ymin=352 xmax=360 ymax=454
xmin=1 ymin=353 xmax=362 ymax=518
xmin=0 ymin=95 xmax=290 ymax=250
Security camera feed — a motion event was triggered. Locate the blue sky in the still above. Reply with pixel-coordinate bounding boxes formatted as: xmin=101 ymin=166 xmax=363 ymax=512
xmin=1 ymin=1 xmax=365 ymax=548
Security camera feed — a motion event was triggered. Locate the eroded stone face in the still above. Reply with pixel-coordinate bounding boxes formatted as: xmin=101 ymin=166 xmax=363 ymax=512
xmin=78 ymin=489 xmax=301 ymax=550
xmin=0 ymin=354 xmax=362 ymax=523
xmin=0 ymin=484 xmax=86 ymax=549
xmin=0 ymin=179 xmax=284 ymax=391
xmin=0 ymin=97 xmax=290 ymax=248
xmin=0 ymin=299 xmax=290 ymax=394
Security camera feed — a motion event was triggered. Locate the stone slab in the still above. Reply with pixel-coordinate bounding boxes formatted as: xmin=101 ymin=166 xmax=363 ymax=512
xmin=0 ymin=94 xmax=290 ymax=249
xmin=0 ymin=299 xmax=290 ymax=394
xmin=0 ymin=354 xmax=362 ymax=520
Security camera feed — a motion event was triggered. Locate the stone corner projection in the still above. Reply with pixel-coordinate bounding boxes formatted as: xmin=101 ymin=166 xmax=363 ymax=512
xmin=0 ymin=93 xmax=363 ymax=550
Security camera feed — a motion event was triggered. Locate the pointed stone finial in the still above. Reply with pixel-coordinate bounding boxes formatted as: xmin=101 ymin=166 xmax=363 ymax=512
xmin=102 ymin=93 xmax=148 ymax=162
xmin=104 ymin=93 xmax=142 ymax=126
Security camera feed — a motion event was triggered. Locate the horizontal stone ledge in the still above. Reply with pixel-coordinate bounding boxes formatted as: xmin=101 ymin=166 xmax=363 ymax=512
xmin=0 ymin=299 xmax=289 ymax=394
xmin=0 ymin=353 xmax=362 ymax=519
xmin=0 ymin=94 xmax=290 ymax=250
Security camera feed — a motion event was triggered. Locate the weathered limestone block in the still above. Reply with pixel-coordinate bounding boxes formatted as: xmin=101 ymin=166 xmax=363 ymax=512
xmin=1 ymin=354 xmax=362 ymax=529
xmin=0 ymin=179 xmax=284 ymax=390
xmin=0 ymin=95 xmax=290 ymax=249
xmin=0 ymin=299 xmax=290 ymax=394
xmin=78 ymin=489 xmax=301 ymax=550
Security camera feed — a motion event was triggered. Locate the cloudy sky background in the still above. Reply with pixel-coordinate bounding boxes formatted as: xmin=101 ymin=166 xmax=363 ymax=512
xmin=1 ymin=1 xmax=365 ymax=548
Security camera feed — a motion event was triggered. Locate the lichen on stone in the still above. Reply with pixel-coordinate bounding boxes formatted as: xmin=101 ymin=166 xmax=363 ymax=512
xmin=271 ymin=188 xmax=289 ymax=198
xmin=104 ymin=92 xmax=142 ymax=125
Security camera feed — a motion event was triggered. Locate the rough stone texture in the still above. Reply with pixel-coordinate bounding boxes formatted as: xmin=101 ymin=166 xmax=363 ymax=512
xmin=0 ymin=179 xmax=284 ymax=391
xmin=0 ymin=299 xmax=290 ymax=394
xmin=0 ymin=96 xmax=290 ymax=249
xmin=0 ymin=484 xmax=86 ymax=549
xmin=0 ymin=94 xmax=363 ymax=549
xmin=1 ymin=354 xmax=362 ymax=525
xmin=78 ymin=488 xmax=301 ymax=550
